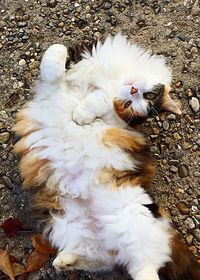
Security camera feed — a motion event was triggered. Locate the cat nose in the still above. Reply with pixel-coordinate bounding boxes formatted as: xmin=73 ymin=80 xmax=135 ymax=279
xmin=131 ymin=87 xmax=138 ymax=95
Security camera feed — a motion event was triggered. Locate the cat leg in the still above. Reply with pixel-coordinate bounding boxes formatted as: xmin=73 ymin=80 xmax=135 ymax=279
xmin=53 ymin=251 xmax=113 ymax=272
xmin=72 ymin=89 xmax=112 ymax=125
xmin=130 ymin=264 xmax=159 ymax=280
xmin=40 ymin=44 xmax=68 ymax=83
xmin=53 ymin=251 xmax=78 ymax=271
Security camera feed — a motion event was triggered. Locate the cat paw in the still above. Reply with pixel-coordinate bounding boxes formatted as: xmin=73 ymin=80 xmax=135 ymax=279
xmin=133 ymin=265 xmax=159 ymax=280
xmin=53 ymin=252 xmax=78 ymax=271
xmin=72 ymin=107 xmax=94 ymax=125
xmin=41 ymin=44 xmax=68 ymax=83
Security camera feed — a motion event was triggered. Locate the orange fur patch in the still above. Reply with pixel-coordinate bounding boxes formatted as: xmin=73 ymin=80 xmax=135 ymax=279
xmin=103 ymin=127 xmax=146 ymax=152
xmin=102 ymin=128 xmax=156 ymax=189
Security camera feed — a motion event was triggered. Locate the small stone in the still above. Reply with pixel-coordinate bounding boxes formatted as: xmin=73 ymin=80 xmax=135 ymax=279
xmin=193 ymin=171 xmax=200 ymax=177
xmin=168 ymin=159 xmax=179 ymax=166
xmin=0 ymin=132 xmax=10 ymax=144
xmin=18 ymin=59 xmax=26 ymax=66
xmin=164 ymin=137 xmax=171 ymax=144
xmin=177 ymin=34 xmax=185 ymax=41
xmin=0 ymin=184 xmax=5 ymax=190
xmin=191 ymin=3 xmax=200 ymax=16
xmin=163 ymin=121 xmax=170 ymax=130
xmin=176 ymin=201 xmax=190 ymax=215
xmin=186 ymin=235 xmax=193 ymax=245
xmin=58 ymin=21 xmax=64 ymax=28
xmin=175 ymin=81 xmax=183 ymax=88
xmin=170 ymin=165 xmax=178 ymax=173
xmin=178 ymin=165 xmax=188 ymax=178
xmin=166 ymin=114 xmax=176 ymax=120
xmin=152 ymin=127 xmax=159 ymax=134
xmin=29 ymin=60 xmax=39 ymax=70
xmin=184 ymin=217 xmax=195 ymax=230
xmin=173 ymin=132 xmax=181 ymax=139
xmin=153 ymin=4 xmax=161 ymax=14
xmin=47 ymin=0 xmax=57 ymax=8
xmin=136 ymin=19 xmax=146 ymax=28
xmin=186 ymin=88 xmax=193 ymax=97
xmin=193 ymin=229 xmax=200 ymax=242
xmin=4 ymin=205 xmax=11 ymax=212
xmin=189 ymin=97 xmax=199 ymax=113
xmin=104 ymin=1 xmax=112 ymax=9
xmin=17 ymin=21 xmax=27 ymax=28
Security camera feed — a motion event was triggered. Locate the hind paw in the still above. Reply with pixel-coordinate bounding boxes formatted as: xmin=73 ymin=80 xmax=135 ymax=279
xmin=53 ymin=252 xmax=78 ymax=271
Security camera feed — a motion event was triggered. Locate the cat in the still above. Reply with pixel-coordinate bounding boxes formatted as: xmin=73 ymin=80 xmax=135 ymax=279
xmin=13 ymin=34 xmax=200 ymax=280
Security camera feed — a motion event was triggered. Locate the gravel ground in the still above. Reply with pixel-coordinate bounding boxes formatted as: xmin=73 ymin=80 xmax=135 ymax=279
xmin=0 ymin=0 xmax=199 ymax=279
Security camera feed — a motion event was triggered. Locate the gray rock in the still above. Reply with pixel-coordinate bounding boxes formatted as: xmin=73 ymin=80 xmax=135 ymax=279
xmin=184 ymin=217 xmax=195 ymax=230
xmin=193 ymin=171 xmax=200 ymax=177
xmin=163 ymin=121 xmax=170 ymax=130
xmin=166 ymin=114 xmax=176 ymax=120
xmin=178 ymin=165 xmax=188 ymax=178
xmin=170 ymin=165 xmax=178 ymax=173
xmin=18 ymin=59 xmax=26 ymax=66
xmin=191 ymin=2 xmax=200 ymax=16
xmin=0 ymin=132 xmax=10 ymax=144
xmin=193 ymin=229 xmax=200 ymax=242
xmin=189 ymin=97 xmax=199 ymax=113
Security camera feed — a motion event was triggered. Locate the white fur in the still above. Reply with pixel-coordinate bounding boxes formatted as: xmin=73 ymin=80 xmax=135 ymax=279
xmin=22 ymin=35 xmax=173 ymax=278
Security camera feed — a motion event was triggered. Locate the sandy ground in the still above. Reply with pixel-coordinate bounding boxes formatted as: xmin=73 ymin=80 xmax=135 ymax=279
xmin=0 ymin=0 xmax=199 ymax=279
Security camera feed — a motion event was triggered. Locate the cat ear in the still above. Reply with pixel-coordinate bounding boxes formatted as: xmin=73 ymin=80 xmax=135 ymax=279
xmin=162 ymin=94 xmax=182 ymax=115
xmin=162 ymin=86 xmax=182 ymax=115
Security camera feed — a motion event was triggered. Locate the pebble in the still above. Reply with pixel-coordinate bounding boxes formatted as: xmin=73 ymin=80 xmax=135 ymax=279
xmin=193 ymin=171 xmax=200 ymax=177
xmin=173 ymin=132 xmax=181 ymax=139
xmin=46 ymin=0 xmax=58 ymax=8
xmin=178 ymin=165 xmax=188 ymax=178
xmin=193 ymin=229 xmax=200 ymax=242
xmin=29 ymin=60 xmax=40 ymax=70
xmin=0 ymin=184 xmax=5 ymax=190
xmin=163 ymin=121 xmax=170 ymax=130
xmin=166 ymin=114 xmax=176 ymax=120
xmin=104 ymin=2 xmax=112 ymax=9
xmin=191 ymin=3 xmax=200 ymax=16
xmin=175 ymin=81 xmax=183 ymax=88
xmin=169 ymin=165 xmax=178 ymax=173
xmin=189 ymin=97 xmax=199 ymax=113
xmin=186 ymin=234 xmax=193 ymax=245
xmin=4 ymin=205 xmax=11 ymax=212
xmin=176 ymin=201 xmax=190 ymax=215
xmin=186 ymin=88 xmax=193 ymax=97
xmin=0 ymin=132 xmax=10 ymax=144
xmin=184 ymin=217 xmax=195 ymax=230
xmin=18 ymin=59 xmax=26 ymax=66
xmin=177 ymin=34 xmax=185 ymax=41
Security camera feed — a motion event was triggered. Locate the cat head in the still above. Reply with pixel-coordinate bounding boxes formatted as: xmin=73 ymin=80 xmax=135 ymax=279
xmin=113 ymin=82 xmax=181 ymax=127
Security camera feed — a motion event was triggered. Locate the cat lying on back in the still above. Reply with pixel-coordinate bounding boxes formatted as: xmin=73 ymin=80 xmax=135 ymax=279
xmin=13 ymin=34 xmax=199 ymax=280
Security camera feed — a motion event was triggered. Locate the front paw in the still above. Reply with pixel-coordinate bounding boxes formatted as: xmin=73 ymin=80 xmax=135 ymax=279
xmin=72 ymin=107 xmax=94 ymax=125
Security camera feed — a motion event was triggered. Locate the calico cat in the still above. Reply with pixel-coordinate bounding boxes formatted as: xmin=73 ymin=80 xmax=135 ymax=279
xmin=13 ymin=34 xmax=199 ymax=280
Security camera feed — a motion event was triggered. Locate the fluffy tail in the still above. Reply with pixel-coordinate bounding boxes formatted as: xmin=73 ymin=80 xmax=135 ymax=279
xmin=159 ymin=234 xmax=200 ymax=280
xmin=40 ymin=44 xmax=69 ymax=83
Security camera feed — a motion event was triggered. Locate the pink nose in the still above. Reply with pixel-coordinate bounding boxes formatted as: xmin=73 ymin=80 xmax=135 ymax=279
xmin=131 ymin=87 xmax=138 ymax=94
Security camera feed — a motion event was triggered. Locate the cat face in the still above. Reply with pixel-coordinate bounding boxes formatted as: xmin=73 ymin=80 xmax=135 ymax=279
xmin=114 ymin=83 xmax=181 ymax=127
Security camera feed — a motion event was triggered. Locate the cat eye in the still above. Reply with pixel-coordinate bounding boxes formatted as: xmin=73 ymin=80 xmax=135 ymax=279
xmin=143 ymin=92 xmax=156 ymax=100
xmin=124 ymin=100 xmax=132 ymax=108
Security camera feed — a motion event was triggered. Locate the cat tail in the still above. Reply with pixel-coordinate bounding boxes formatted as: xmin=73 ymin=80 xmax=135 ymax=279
xmin=40 ymin=44 xmax=69 ymax=83
xmin=159 ymin=234 xmax=200 ymax=280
